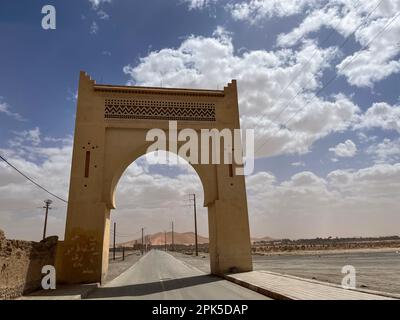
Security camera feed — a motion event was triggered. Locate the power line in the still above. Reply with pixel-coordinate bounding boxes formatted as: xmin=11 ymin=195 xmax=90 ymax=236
xmin=110 ymin=231 xmax=142 ymax=238
xmin=251 ymin=0 xmax=385 ymax=149
xmin=42 ymin=199 xmax=52 ymax=240
xmin=245 ymin=0 xmax=365 ymax=132
xmin=188 ymin=193 xmax=199 ymax=256
xmin=0 ymin=154 xmax=68 ymax=203
xmin=113 ymin=222 xmax=116 ymax=260
xmin=110 ymin=228 xmax=143 ymax=239
xmin=137 ymin=204 xmax=191 ymax=209
xmin=110 ymin=229 xmax=140 ymax=236
xmin=142 ymin=227 xmax=144 ymax=255
xmin=255 ymin=11 xmax=400 ymax=156
xmin=171 ymin=221 xmax=174 ymax=252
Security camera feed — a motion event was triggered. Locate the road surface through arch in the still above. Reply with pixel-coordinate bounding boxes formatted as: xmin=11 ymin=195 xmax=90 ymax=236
xmin=86 ymin=250 xmax=269 ymax=300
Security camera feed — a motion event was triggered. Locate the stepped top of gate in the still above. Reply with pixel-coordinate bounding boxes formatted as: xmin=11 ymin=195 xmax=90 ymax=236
xmin=80 ymin=71 xmax=235 ymax=98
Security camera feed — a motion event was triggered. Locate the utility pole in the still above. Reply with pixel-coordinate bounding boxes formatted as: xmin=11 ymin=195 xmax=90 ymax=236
xmin=164 ymin=231 xmax=167 ymax=252
xmin=171 ymin=221 xmax=174 ymax=252
xmin=42 ymin=199 xmax=53 ymax=240
xmin=141 ymin=227 xmax=144 ymax=255
xmin=189 ymin=194 xmax=199 ymax=256
xmin=113 ymin=222 xmax=116 ymax=260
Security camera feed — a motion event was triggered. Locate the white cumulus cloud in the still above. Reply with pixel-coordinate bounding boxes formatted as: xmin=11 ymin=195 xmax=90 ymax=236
xmin=0 ymin=98 xmax=24 ymax=121
xmin=182 ymin=0 xmax=217 ymax=10
xmin=354 ymin=102 xmax=400 ymax=133
xmin=366 ymin=138 xmax=400 ymax=164
xmin=123 ymin=28 xmax=360 ymax=158
xmin=88 ymin=0 xmax=112 ymax=9
xmin=271 ymin=0 xmax=400 ymax=87
xmin=1 ymin=130 xmax=399 ymax=240
xmin=247 ymin=163 xmax=400 ymax=238
xmin=329 ymin=139 xmax=357 ymax=157
xmin=229 ymin=0 xmax=319 ymax=22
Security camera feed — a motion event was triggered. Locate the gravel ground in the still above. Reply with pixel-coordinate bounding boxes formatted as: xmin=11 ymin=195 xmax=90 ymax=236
xmin=106 ymin=250 xmax=143 ymax=282
xmin=170 ymin=250 xmax=400 ymax=295
xmin=168 ymin=251 xmax=211 ymax=273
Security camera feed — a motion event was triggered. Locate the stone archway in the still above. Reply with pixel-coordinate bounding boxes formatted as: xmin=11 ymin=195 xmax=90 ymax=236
xmin=55 ymin=71 xmax=252 ymax=284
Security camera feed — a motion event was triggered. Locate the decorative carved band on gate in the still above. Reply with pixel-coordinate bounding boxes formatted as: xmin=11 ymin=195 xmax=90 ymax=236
xmin=104 ymin=99 xmax=216 ymax=121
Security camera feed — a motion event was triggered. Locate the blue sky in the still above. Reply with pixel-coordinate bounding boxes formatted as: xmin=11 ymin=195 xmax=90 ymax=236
xmin=1 ymin=0 xmax=399 ymax=240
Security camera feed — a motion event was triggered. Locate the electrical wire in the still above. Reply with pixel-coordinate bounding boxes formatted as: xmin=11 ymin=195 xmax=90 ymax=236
xmin=0 ymin=154 xmax=68 ymax=203
xmin=255 ymin=10 xmax=400 ymax=156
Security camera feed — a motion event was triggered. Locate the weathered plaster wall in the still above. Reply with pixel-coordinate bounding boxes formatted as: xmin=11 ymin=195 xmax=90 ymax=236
xmin=0 ymin=230 xmax=58 ymax=299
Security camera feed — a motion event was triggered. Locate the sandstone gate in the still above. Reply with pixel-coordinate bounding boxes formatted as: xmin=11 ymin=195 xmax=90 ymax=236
xmin=56 ymin=72 xmax=252 ymax=283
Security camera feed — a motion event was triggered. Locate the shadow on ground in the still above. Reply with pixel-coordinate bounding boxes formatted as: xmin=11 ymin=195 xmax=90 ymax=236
xmin=86 ymin=274 xmax=222 ymax=299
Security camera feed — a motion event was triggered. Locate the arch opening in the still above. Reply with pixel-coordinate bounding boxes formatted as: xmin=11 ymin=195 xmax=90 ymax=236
xmin=109 ymin=151 xmax=210 ymax=269
xmin=108 ymin=147 xmax=212 ymax=210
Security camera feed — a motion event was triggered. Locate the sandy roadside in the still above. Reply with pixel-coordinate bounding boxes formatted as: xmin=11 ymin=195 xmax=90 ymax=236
xmin=253 ymin=247 xmax=400 ymax=257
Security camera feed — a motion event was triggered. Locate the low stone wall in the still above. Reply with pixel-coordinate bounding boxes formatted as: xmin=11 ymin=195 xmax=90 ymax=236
xmin=0 ymin=230 xmax=58 ymax=299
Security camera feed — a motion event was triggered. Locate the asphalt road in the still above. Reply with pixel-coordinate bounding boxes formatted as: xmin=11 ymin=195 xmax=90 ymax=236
xmin=86 ymin=250 xmax=269 ymax=300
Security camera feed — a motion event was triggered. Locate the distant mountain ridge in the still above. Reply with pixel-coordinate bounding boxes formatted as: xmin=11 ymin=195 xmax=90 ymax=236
xmin=251 ymin=236 xmax=274 ymax=243
xmin=118 ymin=231 xmax=209 ymax=246
xmin=118 ymin=231 xmax=273 ymax=246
